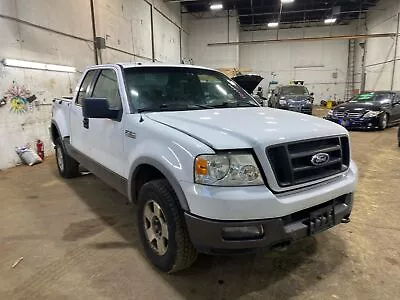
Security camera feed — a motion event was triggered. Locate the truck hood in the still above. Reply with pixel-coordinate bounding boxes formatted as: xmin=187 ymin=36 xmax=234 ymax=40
xmin=146 ymin=108 xmax=347 ymax=149
xmin=232 ymin=74 xmax=264 ymax=94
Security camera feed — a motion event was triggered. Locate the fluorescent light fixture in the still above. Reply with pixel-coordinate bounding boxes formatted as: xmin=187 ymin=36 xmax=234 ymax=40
xmin=210 ymin=3 xmax=223 ymax=10
xmin=281 ymin=0 xmax=294 ymax=3
xmin=2 ymin=58 xmax=76 ymax=73
xmin=268 ymin=22 xmax=279 ymax=28
xmin=324 ymin=18 xmax=337 ymax=24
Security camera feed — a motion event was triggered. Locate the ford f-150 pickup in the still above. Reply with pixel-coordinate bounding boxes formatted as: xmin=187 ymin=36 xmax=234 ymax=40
xmin=51 ymin=63 xmax=358 ymax=273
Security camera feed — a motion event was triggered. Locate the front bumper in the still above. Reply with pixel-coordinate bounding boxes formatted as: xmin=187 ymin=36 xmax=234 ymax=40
xmin=180 ymin=161 xmax=357 ymax=221
xmin=326 ymin=116 xmax=380 ymax=129
xmin=185 ymin=194 xmax=353 ymax=254
xmin=279 ymin=104 xmax=313 ymax=114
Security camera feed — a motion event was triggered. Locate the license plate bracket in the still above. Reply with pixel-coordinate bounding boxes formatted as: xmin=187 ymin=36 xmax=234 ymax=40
xmin=308 ymin=205 xmax=335 ymax=235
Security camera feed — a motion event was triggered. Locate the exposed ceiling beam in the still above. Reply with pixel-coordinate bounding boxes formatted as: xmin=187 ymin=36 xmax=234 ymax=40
xmin=208 ymin=33 xmax=397 ymax=46
xmin=238 ymin=9 xmax=368 ymax=18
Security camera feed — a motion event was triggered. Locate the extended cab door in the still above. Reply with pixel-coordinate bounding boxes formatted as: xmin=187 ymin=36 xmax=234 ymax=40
xmin=85 ymin=68 xmax=126 ymax=176
xmin=70 ymin=69 xmax=97 ymax=154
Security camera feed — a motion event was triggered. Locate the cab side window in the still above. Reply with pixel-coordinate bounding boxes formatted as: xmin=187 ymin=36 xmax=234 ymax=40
xmin=91 ymin=69 xmax=122 ymax=111
xmin=76 ymin=70 xmax=96 ymax=105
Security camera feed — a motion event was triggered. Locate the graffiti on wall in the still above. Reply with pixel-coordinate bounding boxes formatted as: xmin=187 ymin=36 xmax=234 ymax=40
xmin=2 ymin=82 xmax=37 ymax=113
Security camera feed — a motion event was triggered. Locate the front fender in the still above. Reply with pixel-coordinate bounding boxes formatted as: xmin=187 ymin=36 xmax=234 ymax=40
xmin=124 ymin=115 xmax=214 ymax=211
xmin=128 ymin=157 xmax=190 ymax=211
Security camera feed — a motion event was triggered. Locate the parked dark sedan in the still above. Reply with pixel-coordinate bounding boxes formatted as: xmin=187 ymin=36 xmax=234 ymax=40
xmin=326 ymin=91 xmax=400 ymax=130
xmin=269 ymin=85 xmax=314 ymax=115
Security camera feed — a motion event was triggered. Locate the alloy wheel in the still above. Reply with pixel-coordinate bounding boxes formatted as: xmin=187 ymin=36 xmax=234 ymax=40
xmin=143 ymin=200 xmax=169 ymax=256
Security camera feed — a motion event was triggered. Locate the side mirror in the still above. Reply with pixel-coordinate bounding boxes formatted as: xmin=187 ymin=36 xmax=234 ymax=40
xmin=82 ymin=98 xmax=120 ymax=120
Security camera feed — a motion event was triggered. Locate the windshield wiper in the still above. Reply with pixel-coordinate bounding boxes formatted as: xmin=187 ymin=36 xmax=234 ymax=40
xmin=137 ymin=103 xmax=215 ymax=113
xmin=208 ymin=100 xmax=259 ymax=108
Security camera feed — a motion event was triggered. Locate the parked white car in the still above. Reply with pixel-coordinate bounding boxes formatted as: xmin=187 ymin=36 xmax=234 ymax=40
xmin=51 ymin=63 xmax=358 ymax=273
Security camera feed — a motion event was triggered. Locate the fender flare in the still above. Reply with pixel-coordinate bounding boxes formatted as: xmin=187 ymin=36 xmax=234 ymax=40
xmin=128 ymin=157 xmax=190 ymax=211
xmin=50 ymin=121 xmax=62 ymax=143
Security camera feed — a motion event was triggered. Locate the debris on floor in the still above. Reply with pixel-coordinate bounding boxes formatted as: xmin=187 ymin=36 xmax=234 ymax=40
xmin=11 ymin=257 xmax=24 ymax=269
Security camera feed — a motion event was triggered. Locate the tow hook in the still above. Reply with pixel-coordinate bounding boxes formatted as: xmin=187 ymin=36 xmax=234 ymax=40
xmin=341 ymin=217 xmax=351 ymax=224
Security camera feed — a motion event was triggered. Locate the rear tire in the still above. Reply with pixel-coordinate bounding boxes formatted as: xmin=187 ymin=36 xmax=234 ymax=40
xmin=55 ymin=138 xmax=80 ymax=178
xmin=378 ymin=113 xmax=388 ymax=130
xmin=137 ymin=179 xmax=197 ymax=273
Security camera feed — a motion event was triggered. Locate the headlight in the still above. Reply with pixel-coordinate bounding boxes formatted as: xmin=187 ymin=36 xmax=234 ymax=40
xmin=305 ymin=100 xmax=312 ymax=105
xmin=194 ymin=153 xmax=263 ymax=186
xmin=279 ymin=99 xmax=287 ymax=105
xmin=364 ymin=111 xmax=381 ymax=118
xmin=327 ymin=109 xmax=334 ymax=116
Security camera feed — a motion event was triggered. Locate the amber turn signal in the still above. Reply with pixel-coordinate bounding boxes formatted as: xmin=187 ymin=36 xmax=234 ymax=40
xmin=195 ymin=157 xmax=208 ymax=175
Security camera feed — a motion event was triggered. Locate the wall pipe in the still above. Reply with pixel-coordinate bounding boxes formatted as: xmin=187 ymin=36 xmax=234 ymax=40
xmin=0 ymin=14 xmax=92 ymax=43
xmin=207 ymin=33 xmax=397 ymax=46
xmin=391 ymin=13 xmax=400 ymax=90
xmin=150 ymin=6 xmax=156 ymax=62
xmin=89 ymin=0 xmax=100 ymax=64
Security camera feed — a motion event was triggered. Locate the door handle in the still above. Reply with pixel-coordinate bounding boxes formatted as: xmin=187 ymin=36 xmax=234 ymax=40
xmin=83 ymin=118 xmax=89 ymax=129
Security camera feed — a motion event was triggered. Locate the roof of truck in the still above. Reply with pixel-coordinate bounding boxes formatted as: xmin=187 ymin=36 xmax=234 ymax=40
xmin=90 ymin=62 xmax=216 ymax=72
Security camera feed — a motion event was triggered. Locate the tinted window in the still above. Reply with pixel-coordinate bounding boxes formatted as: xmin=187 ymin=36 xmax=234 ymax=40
xmin=91 ymin=69 xmax=122 ymax=110
xmin=124 ymin=67 xmax=257 ymax=112
xmin=76 ymin=70 xmax=96 ymax=105
xmin=281 ymin=86 xmax=309 ymax=95
xmin=350 ymin=92 xmax=393 ymax=103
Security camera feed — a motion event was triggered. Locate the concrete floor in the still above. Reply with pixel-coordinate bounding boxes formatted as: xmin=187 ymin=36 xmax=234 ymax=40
xmin=1 ymin=113 xmax=400 ymax=299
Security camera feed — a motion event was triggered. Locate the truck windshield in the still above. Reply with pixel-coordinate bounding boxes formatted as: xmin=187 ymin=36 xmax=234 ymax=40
xmin=281 ymin=86 xmax=309 ymax=95
xmin=123 ymin=67 xmax=258 ymax=112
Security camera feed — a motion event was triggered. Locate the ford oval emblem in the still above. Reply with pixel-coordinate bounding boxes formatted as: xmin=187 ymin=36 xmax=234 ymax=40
xmin=311 ymin=153 xmax=330 ymax=166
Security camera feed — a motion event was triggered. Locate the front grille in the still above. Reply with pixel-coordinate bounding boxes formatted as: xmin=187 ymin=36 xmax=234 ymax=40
xmin=266 ymin=136 xmax=350 ymax=188
xmin=334 ymin=111 xmax=345 ymax=118
xmin=347 ymin=112 xmax=363 ymax=118
xmin=334 ymin=111 xmax=363 ymax=119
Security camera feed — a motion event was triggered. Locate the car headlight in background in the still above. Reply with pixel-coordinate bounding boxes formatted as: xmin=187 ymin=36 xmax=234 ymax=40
xmin=363 ymin=111 xmax=381 ymax=118
xmin=194 ymin=154 xmax=263 ymax=186
xmin=279 ymin=98 xmax=287 ymax=105
xmin=327 ymin=109 xmax=334 ymax=116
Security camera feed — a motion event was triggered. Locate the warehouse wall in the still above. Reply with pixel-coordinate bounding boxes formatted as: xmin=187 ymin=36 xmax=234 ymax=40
xmin=364 ymin=0 xmax=400 ymax=91
xmin=0 ymin=0 xmax=183 ymax=169
xmin=240 ymin=25 xmax=357 ymax=104
xmin=185 ymin=13 xmax=240 ymax=68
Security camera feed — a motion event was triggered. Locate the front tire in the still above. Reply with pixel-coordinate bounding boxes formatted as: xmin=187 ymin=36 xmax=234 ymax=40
xmin=55 ymin=138 xmax=80 ymax=178
xmin=378 ymin=113 xmax=388 ymax=130
xmin=137 ymin=179 xmax=197 ymax=273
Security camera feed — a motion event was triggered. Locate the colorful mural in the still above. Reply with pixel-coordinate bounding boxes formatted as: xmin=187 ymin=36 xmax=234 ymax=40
xmin=4 ymin=82 xmax=36 ymax=113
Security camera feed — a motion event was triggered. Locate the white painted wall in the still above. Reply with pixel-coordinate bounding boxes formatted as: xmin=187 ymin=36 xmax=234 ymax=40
xmin=240 ymin=25 xmax=357 ymax=104
xmin=364 ymin=0 xmax=400 ymax=91
xmin=185 ymin=13 xmax=240 ymax=68
xmin=0 ymin=0 xmax=184 ymax=169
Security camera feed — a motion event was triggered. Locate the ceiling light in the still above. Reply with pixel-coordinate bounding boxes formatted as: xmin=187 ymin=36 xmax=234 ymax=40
xmin=324 ymin=18 xmax=337 ymax=24
xmin=281 ymin=0 xmax=294 ymax=3
xmin=2 ymin=58 xmax=76 ymax=73
xmin=210 ymin=3 xmax=223 ymax=10
xmin=268 ymin=22 xmax=279 ymax=28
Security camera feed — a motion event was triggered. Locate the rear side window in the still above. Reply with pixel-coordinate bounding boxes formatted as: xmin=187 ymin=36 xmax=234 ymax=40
xmin=91 ymin=69 xmax=122 ymax=111
xmin=76 ymin=70 xmax=96 ymax=105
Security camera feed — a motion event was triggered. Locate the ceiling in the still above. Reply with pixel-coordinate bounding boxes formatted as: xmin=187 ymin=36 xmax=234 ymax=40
xmin=182 ymin=0 xmax=380 ymax=28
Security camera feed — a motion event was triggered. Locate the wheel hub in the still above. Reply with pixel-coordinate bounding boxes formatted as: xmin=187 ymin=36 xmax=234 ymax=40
xmin=143 ymin=200 xmax=169 ymax=256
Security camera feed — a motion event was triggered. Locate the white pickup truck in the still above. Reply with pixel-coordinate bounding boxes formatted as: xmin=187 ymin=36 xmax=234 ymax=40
xmin=51 ymin=63 xmax=358 ymax=273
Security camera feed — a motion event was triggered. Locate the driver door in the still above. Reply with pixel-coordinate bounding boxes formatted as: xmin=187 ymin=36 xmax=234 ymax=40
xmin=85 ymin=68 xmax=125 ymax=176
